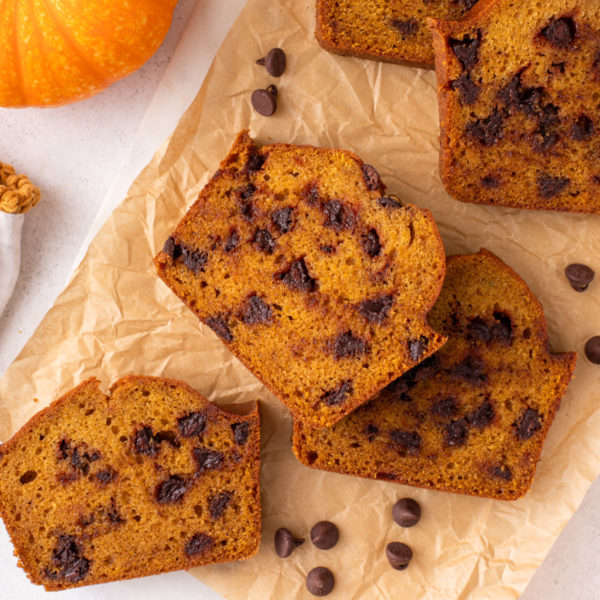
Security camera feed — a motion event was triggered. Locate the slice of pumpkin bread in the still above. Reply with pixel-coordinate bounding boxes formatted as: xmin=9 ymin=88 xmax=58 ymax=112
xmin=0 ymin=376 xmax=260 ymax=590
xmin=155 ymin=131 xmax=446 ymax=429
xmin=293 ymin=250 xmax=576 ymax=500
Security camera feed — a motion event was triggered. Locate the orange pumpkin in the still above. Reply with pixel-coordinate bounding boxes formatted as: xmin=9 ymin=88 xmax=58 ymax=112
xmin=0 ymin=0 xmax=178 ymax=107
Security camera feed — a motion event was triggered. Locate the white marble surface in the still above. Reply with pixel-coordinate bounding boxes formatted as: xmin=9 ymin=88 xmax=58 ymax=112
xmin=1 ymin=1 xmax=600 ymax=598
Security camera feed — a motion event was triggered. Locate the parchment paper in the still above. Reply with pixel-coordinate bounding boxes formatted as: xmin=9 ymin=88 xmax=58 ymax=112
xmin=1 ymin=0 xmax=600 ymax=598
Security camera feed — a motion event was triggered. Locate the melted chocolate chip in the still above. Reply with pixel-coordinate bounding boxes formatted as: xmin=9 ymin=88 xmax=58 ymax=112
xmin=310 ymin=521 xmax=339 ymax=549
xmin=378 ymin=195 xmax=403 ymax=209
xmin=306 ymin=567 xmax=335 ymax=596
xmin=275 ymin=528 xmax=304 ymax=558
xmin=134 ymin=426 xmax=161 ymax=456
xmin=162 ymin=236 xmax=181 ymax=259
xmin=224 ymin=230 xmax=240 ymax=252
xmin=392 ymin=498 xmax=421 ymax=527
xmin=178 ymin=412 xmax=207 ymax=438
xmin=240 ymin=183 xmax=256 ymax=199
xmin=450 ymin=354 xmax=487 ymax=385
xmin=365 ymin=423 xmax=379 ymax=441
xmin=537 ymin=173 xmax=570 ymax=198
xmin=209 ymin=491 xmax=232 ymax=519
xmin=278 ymin=258 xmax=317 ymax=291
xmin=466 ymin=110 xmax=504 ymax=146
xmin=321 ymin=380 xmax=353 ymax=406
xmin=241 ymin=294 xmax=273 ymax=324
xmin=541 ymin=17 xmax=576 ymax=48
xmin=246 ymin=153 xmax=266 ymax=172
xmin=193 ymin=448 xmax=224 ymax=472
xmin=491 ymin=311 xmax=513 ymax=344
xmin=467 ymin=317 xmax=491 ymax=343
xmin=362 ymin=164 xmax=381 ymax=191
xmin=358 ymin=295 xmax=393 ymax=324
xmin=566 ymin=263 xmax=595 ymax=291
xmin=206 ymin=316 xmax=233 ymax=342
xmin=231 ymin=422 xmax=250 ymax=445
xmin=451 ymin=73 xmax=480 ymax=104
xmin=253 ymin=229 xmax=276 ymax=254
xmin=449 ymin=32 xmax=481 ymax=70
xmin=49 ymin=535 xmax=90 ymax=583
xmin=444 ymin=418 xmax=468 ymax=446
xmin=490 ymin=465 xmax=512 ymax=481
xmin=302 ymin=182 xmax=320 ymax=204
xmin=156 ymin=475 xmax=190 ymax=503
xmin=181 ymin=247 xmax=208 ymax=273
xmin=571 ymin=115 xmax=594 ymax=141
xmin=408 ymin=336 xmax=429 ymax=362
xmin=334 ymin=331 xmax=368 ymax=359
xmin=361 ymin=228 xmax=381 ymax=257
xmin=271 ymin=207 xmax=293 ymax=233
xmin=431 ymin=397 xmax=458 ymax=418
xmin=390 ymin=429 xmax=422 ymax=454
xmin=498 ymin=72 xmax=543 ymax=116
xmin=185 ymin=533 xmax=214 ymax=557
xmin=386 ymin=542 xmax=413 ymax=570
xmin=322 ymin=200 xmax=355 ymax=230
xmin=468 ymin=399 xmax=495 ymax=428
xmin=391 ymin=19 xmax=418 ymax=36
xmin=514 ymin=408 xmax=542 ymax=441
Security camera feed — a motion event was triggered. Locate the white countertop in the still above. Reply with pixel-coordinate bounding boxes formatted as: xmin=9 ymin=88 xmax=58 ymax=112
xmin=0 ymin=1 xmax=599 ymax=598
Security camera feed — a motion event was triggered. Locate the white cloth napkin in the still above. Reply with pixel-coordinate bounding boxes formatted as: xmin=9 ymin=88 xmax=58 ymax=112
xmin=0 ymin=212 xmax=23 ymax=316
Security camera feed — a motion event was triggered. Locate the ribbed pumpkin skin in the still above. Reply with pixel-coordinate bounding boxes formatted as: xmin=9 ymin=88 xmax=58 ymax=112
xmin=0 ymin=0 xmax=178 ymax=107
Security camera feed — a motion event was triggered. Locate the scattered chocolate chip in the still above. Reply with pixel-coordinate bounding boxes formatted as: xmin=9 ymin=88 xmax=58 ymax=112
xmin=378 ymin=195 xmax=402 ymax=209
xmin=491 ymin=311 xmax=513 ymax=344
xmin=178 ymin=412 xmax=207 ymax=438
xmin=253 ymin=228 xmax=276 ymax=254
xmin=271 ymin=207 xmax=293 ymax=233
xmin=156 ymin=475 xmax=189 ymax=503
xmin=481 ymin=175 xmax=501 ymax=189
xmin=321 ymin=380 xmax=353 ymax=406
xmin=392 ymin=498 xmax=421 ymax=527
xmin=449 ymin=32 xmax=481 ymax=70
xmin=278 ymin=258 xmax=317 ymax=291
xmin=537 ymin=173 xmax=569 ymax=198
xmin=361 ymin=228 xmax=381 ymax=257
xmin=322 ymin=199 xmax=355 ymax=230
xmin=181 ymin=247 xmax=208 ymax=273
xmin=257 ymin=48 xmax=286 ymax=77
xmin=391 ymin=18 xmax=418 ymax=36
xmin=584 ymin=336 xmax=600 ymax=364
xmin=246 ymin=153 xmax=266 ymax=172
xmin=49 ymin=535 xmax=90 ymax=583
xmin=466 ymin=110 xmax=504 ymax=146
xmin=444 ymin=418 xmax=469 ymax=446
xmin=565 ymin=263 xmax=595 ymax=292
xmin=390 ymin=429 xmax=422 ymax=454
xmin=133 ymin=426 xmax=160 ymax=456
xmin=251 ymin=88 xmax=277 ymax=116
xmin=224 ymin=230 xmax=240 ymax=252
xmin=231 ymin=422 xmax=250 ymax=445
xmin=514 ymin=408 xmax=542 ymax=441
xmin=467 ymin=317 xmax=491 ymax=343
xmin=206 ymin=316 xmax=233 ymax=342
xmin=490 ymin=465 xmax=512 ymax=481
xmin=431 ymin=397 xmax=458 ymax=418
xmin=209 ymin=491 xmax=232 ymax=519
xmin=306 ymin=567 xmax=335 ymax=596
xmin=310 ymin=521 xmax=339 ymax=550
xmin=450 ymin=354 xmax=487 ymax=385
xmin=275 ymin=527 xmax=305 ymax=558
xmin=242 ymin=294 xmax=273 ymax=324
xmin=386 ymin=542 xmax=413 ymax=570
xmin=334 ymin=331 xmax=368 ymax=359
xmin=185 ymin=533 xmax=214 ymax=557
xmin=468 ymin=399 xmax=495 ymax=428
xmin=358 ymin=295 xmax=393 ymax=324
xmin=362 ymin=164 xmax=381 ymax=191
xmin=541 ymin=17 xmax=576 ymax=48
xmin=96 ymin=469 xmax=117 ymax=484
xmin=408 ymin=335 xmax=429 ymax=362
xmin=451 ymin=73 xmax=480 ymax=104
xmin=193 ymin=448 xmax=224 ymax=473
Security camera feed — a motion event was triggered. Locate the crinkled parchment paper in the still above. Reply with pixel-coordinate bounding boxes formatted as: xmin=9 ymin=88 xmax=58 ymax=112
xmin=1 ymin=0 xmax=600 ymax=598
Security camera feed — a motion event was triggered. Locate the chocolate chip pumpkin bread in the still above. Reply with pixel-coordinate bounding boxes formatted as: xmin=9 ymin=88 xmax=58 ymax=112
xmin=155 ymin=131 xmax=446 ymax=429
xmin=430 ymin=0 xmax=600 ymax=212
xmin=316 ymin=0 xmax=480 ymax=68
xmin=293 ymin=250 xmax=576 ymax=500
xmin=0 ymin=376 xmax=261 ymax=590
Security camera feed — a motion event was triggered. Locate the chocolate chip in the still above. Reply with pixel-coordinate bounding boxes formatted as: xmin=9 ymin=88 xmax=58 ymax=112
xmin=257 ymin=47 xmax=286 ymax=77
xmin=571 ymin=115 xmax=594 ymax=141
xmin=450 ymin=354 xmax=487 ymax=384
xmin=431 ymin=397 xmax=458 ymax=418
xmin=361 ymin=228 xmax=381 ymax=257
xmin=362 ymin=164 xmax=381 ymax=191
xmin=209 ymin=491 xmax=232 ymax=519
xmin=481 ymin=175 xmax=501 ymax=188
xmin=231 ymin=422 xmax=250 ymax=445
xmin=181 ymin=247 xmax=208 ymax=273
xmin=514 ymin=408 xmax=542 ymax=441
xmin=451 ymin=74 xmax=480 ymax=104
xmin=449 ymin=32 xmax=481 ymax=70
xmin=392 ymin=498 xmax=421 ymax=527
xmin=498 ymin=72 xmax=543 ymax=116
xmin=444 ymin=418 xmax=468 ymax=446
xmin=224 ymin=230 xmax=240 ymax=252
xmin=253 ymin=229 xmax=276 ymax=254
xmin=162 ymin=236 xmax=181 ymax=259
xmin=96 ymin=469 xmax=117 ymax=484
xmin=310 ymin=521 xmax=339 ymax=550
xmin=275 ymin=528 xmax=305 ymax=558
xmin=390 ymin=430 xmax=422 ymax=454
xmin=456 ymin=0 xmax=478 ymax=9
xmin=491 ymin=311 xmax=513 ymax=344
xmin=246 ymin=153 xmax=266 ymax=172
xmin=156 ymin=475 xmax=190 ymax=503
xmin=408 ymin=336 xmax=429 ymax=362
xmin=565 ymin=263 xmax=595 ymax=291
xmin=58 ymin=439 xmax=71 ymax=460
xmin=242 ymin=294 xmax=273 ymax=324
xmin=19 ymin=470 xmax=37 ymax=484
xmin=391 ymin=19 xmax=418 ymax=36
xmin=271 ymin=207 xmax=293 ymax=233
xmin=302 ymin=182 xmax=320 ymax=204
xmin=193 ymin=448 xmax=224 ymax=472
xmin=107 ymin=498 xmax=124 ymax=523
xmin=358 ymin=295 xmax=393 ymax=324
xmin=334 ymin=331 xmax=368 ymax=359
xmin=468 ymin=399 xmax=495 ymax=428
xmin=178 ymin=412 xmax=207 ymax=437
xmin=378 ymin=195 xmax=403 ymax=209
xmin=321 ymin=380 xmax=353 ymax=406
xmin=306 ymin=567 xmax=335 ymax=596
xmin=467 ymin=317 xmax=491 ymax=343
xmin=386 ymin=542 xmax=413 ymax=570
xmin=490 ymin=465 xmax=512 ymax=481
xmin=133 ymin=427 xmax=160 ymax=456
xmin=411 ymin=354 xmax=440 ymax=381
xmin=584 ymin=336 xmax=600 ymax=364
xmin=466 ymin=110 xmax=504 ymax=146
xmin=541 ymin=17 xmax=576 ymax=48
xmin=537 ymin=173 xmax=569 ymax=198
xmin=251 ymin=88 xmax=277 ymax=116
xmin=50 ymin=535 xmax=90 ymax=583
xmin=185 ymin=533 xmax=214 ymax=557
xmin=206 ymin=316 xmax=233 ymax=342
xmin=365 ymin=423 xmax=379 ymax=441
xmin=322 ymin=199 xmax=355 ymax=230
xmin=266 ymin=84 xmax=278 ymax=97
xmin=278 ymin=258 xmax=317 ymax=291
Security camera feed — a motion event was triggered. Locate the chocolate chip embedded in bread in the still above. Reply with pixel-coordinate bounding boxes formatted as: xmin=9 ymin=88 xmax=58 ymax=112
xmin=537 ymin=173 xmax=570 ymax=198
xmin=48 ymin=535 xmax=90 ymax=583
xmin=514 ymin=408 xmax=542 ymax=440
xmin=390 ymin=429 xmax=422 ymax=454
xmin=490 ymin=465 xmax=512 ymax=481
xmin=467 ymin=317 xmax=492 ymax=343
xmin=231 ymin=422 xmax=250 ymax=445
xmin=408 ymin=335 xmax=429 ymax=362
xmin=155 ymin=475 xmax=190 ymax=503
xmin=271 ymin=207 xmax=293 ymax=233
xmin=322 ymin=199 xmax=355 ymax=231
xmin=491 ymin=311 xmax=513 ymax=344
xmin=246 ymin=153 xmax=266 ymax=172
xmin=184 ymin=533 xmax=214 ymax=557
xmin=177 ymin=411 xmax=207 ymax=438
xmin=565 ymin=263 xmax=595 ymax=292
xmin=451 ymin=73 xmax=480 ymax=104
xmin=224 ymin=230 xmax=240 ymax=253
xmin=278 ymin=258 xmax=317 ymax=292
xmin=209 ymin=491 xmax=232 ymax=519
xmin=481 ymin=175 xmax=501 ymax=189
xmin=361 ymin=228 xmax=382 ymax=257
xmin=584 ymin=336 xmax=600 ymax=364
xmin=468 ymin=399 xmax=495 ymax=428
xmin=306 ymin=567 xmax=335 ymax=597
xmin=378 ymin=195 xmax=403 ymax=209
xmin=391 ymin=19 xmax=418 ymax=36
xmin=241 ymin=294 xmax=273 ymax=324
xmin=465 ymin=110 xmax=504 ymax=146
xmin=444 ymin=418 xmax=468 ymax=446
xmin=362 ymin=164 xmax=382 ymax=191
xmin=253 ymin=229 xmax=276 ymax=254
xmin=96 ymin=469 xmax=117 ymax=485
xmin=181 ymin=246 xmax=208 ymax=274
xmin=274 ymin=527 xmax=304 ymax=558
xmin=321 ymin=380 xmax=353 ymax=406
xmin=358 ymin=294 xmax=393 ymax=323
xmin=540 ymin=17 xmax=576 ymax=48
xmin=449 ymin=31 xmax=481 ymax=70
xmin=430 ymin=397 xmax=459 ymax=418
xmin=333 ymin=331 xmax=368 ymax=359
xmin=450 ymin=354 xmax=487 ymax=385
xmin=571 ymin=115 xmax=594 ymax=141
xmin=192 ymin=448 xmax=224 ymax=473
xmin=206 ymin=316 xmax=234 ymax=342
xmin=133 ymin=427 xmax=160 ymax=456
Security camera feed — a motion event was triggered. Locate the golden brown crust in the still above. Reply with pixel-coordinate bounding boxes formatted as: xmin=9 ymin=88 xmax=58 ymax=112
xmin=0 ymin=376 xmax=261 ymax=590
xmin=293 ymin=249 xmax=576 ymax=500
xmin=155 ymin=131 xmax=446 ymax=429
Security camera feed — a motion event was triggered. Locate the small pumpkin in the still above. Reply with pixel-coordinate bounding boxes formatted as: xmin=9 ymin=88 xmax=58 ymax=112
xmin=0 ymin=0 xmax=178 ymax=107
